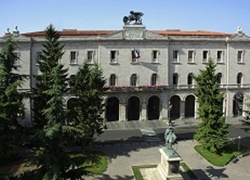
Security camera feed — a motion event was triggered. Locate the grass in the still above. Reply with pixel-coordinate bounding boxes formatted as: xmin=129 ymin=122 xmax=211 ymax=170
xmin=195 ymin=144 xmax=248 ymax=167
xmin=0 ymin=150 xmax=108 ymax=177
xmin=84 ymin=151 xmax=108 ymax=175
xmin=132 ymin=165 xmax=157 ymax=180
xmin=132 ymin=163 xmax=198 ymax=180
xmin=180 ymin=162 xmax=198 ymax=179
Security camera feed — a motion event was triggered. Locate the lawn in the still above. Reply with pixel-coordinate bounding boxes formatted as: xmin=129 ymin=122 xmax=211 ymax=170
xmin=0 ymin=150 xmax=108 ymax=178
xmin=195 ymin=144 xmax=248 ymax=167
xmin=132 ymin=165 xmax=157 ymax=180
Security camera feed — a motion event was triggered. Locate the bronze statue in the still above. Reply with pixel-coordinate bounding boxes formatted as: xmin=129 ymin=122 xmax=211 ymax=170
xmin=164 ymin=126 xmax=177 ymax=150
xmin=123 ymin=11 xmax=144 ymax=25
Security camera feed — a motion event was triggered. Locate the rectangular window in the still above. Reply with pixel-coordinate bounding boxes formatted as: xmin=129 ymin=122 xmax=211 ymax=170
xmin=14 ymin=52 xmax=21 ymax=66
xmin=87 ymin=51 xmax=94 ymax=63
xmin=237 ymin=50 xmax=244 ymax=63
xmin=70 ymin=51 xmax=78 ymax=64
xmin=187 ymin=50 xmax=194 ymax=63
xmin=173 ymin=50 xmax=179 ymax=62
xmin=152 ymin=50 xmax=159 ymax=63
xmin=110 ymin=50 xmax=118 ymax=63
xmin=217 ymin=51 xmax=223 ymax=62
xmin=202 ymin=50 xmax=209 ymax=62
xmin=131 ymin=49 xmax=140 ymax=63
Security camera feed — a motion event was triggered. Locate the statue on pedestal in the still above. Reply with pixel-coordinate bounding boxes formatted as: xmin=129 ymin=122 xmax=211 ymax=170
xmin=164 ymin=126 xmax=178 ymax=157
xmin=123 ymin=11 xmax=144 ymax=25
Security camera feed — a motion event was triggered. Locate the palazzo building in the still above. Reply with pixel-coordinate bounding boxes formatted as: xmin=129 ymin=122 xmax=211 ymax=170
xmin=1 ymin=18 xmax=250 ymax=126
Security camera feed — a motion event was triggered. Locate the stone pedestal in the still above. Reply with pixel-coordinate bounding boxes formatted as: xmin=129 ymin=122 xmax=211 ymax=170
xmin=157 ymin=148 xmax=183 ymax=180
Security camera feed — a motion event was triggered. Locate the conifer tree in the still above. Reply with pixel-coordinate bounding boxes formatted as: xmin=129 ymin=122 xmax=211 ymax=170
xmin=0 ymin=36 xmax=26 ymax=162
xmin=33 ymin=24 xmax=64 ymax=129
xmin=194 ymin=59 xmax=229 ymax=154
xmin=71 ymin=63 xmax=106 ymax=145
xmin=30 ymin=25 xmax=97 ymax=179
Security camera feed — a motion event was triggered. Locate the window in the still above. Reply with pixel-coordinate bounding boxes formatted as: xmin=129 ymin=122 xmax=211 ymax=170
xmin=173 ymin=50 xmax=179 ymax=62
xmin=130 ymin=74 xmax=137 ymax=86
xmin=217 ymin=51 xmax=223 ymax=63
xmin=187 ymin=50 xmax=195 ymax=63
xmin=202 ymin=50 xmax=209 ymax=62
xmin=36 ymin=52 xmax=42 ymax=64
xmin=70 ymin=51 xmax=78 ymax=64
xmin=69 ymin=75 xmax=76 ymax=87
xmin=152 ymin=50 xmax=159 ymax=63
xmin=87 ymin=51 xmax=94 ymax=64
xmin=110 ymin=50 xmax=118 ymax=63
xmin=237 ymin=50 xmax=244 ymax=63
xmin=187 ymin=73 xmax=193 ymax=86
xmin=237 ymin=73 xmax=242 ymax=85
xmin=217 ymin=73 xmax=222 ymax=85
xmin=14 ymin=52 xmax=21 ymax=66
xmin=131 ymin=49 xmax=140 ymax=63
xmin=109 ymin=74 xmax=116 ymax=86
xmin=151 ymin=73 xmax=158 ymax=85
xmin=173 ymin=73 xmax=178 ymax=85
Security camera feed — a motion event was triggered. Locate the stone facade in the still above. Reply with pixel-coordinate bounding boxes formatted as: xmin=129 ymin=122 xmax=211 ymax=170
xmin=1 ymin=25 xmax=250 ymax=125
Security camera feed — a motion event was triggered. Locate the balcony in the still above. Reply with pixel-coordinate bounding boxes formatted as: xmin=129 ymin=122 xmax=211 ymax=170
xmin=105 ymin=85 xmax=168 ymax=92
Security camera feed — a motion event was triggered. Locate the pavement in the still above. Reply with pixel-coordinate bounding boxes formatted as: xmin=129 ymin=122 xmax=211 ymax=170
xmin=83 ymin=118 xmax=250 ymax=180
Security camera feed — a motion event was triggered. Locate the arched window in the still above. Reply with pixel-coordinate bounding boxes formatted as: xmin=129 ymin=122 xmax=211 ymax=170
xmin=109 ymin=74 xmax=116 ymax=86
xmin=187 ymin=73 xmax=193 ymax=85
xmin=217 ymin=73 xmax=222 ymax=84
xmin=173 ymin=73 xmax=178 ymax=85
xmin=69 ymin=75 xmax=76 ymax=87
xmin=151 ymin=73 xmax=158 ymax=86
xmin=130 ymin=74 xmax=137 ymax=86
xmin=237 ymin=72 xmax=242 ymax=85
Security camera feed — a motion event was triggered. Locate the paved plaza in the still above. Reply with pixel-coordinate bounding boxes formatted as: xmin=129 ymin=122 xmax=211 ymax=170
xmin=84 ymin=119 xmax=250 ymax=180
xmin=85 ymin=140 xmax=250 ymax=180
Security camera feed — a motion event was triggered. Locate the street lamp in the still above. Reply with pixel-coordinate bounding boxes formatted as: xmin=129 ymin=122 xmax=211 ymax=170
xmin=238 ymin=136 xmax=241 ymax=151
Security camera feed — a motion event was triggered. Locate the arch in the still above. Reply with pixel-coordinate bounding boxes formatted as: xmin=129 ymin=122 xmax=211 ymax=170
xmin=170 ymin=95 xmax=181 ymax=119
xmin=67 ymin=98 xmax=78 ymax=121
xmin=185 ymin=95 xmax=195 ymax=118
xmin=127 ymin=96 xmax=140 ymax=121
xmin=147 ymin=96 xmax=160 ymax=120
xmin=106 ymin=97 xmax=119 ymax=121
xmin=109 ymin=74 xmax=116 ymax=86
xmin=233 ymin=92 xmax=244 ymax=116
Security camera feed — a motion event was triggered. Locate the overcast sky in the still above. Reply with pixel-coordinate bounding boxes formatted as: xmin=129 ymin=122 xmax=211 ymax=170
xmin=1 ymin=0 xmax=250 ymax=36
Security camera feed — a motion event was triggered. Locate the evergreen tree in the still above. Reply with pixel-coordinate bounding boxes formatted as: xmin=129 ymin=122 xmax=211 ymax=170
xmin=31 ymin=64 xmax=76 ymax=179
xmin=30 ymin=25 xmax=96 ymax=179
xmin=33 ymin=24 xmax=64 ymax=129
xmin=71 ymin=63 xmax=106 ymax=145
xmin=0 ymin=36 xmax=26 ymax=163
xmin=194 ymin=59 xmax=229 ymax=154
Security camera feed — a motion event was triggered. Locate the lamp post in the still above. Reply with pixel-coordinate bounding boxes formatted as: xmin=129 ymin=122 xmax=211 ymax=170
xmin=238 ymin=136 xmax=241 ymax=151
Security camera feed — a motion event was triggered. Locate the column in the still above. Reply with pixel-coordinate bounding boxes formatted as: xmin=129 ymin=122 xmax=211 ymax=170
xmin=180 ymin=100 xmax=185 ymax=119
xmin=140 ymin=101 xmax=147 ymax=121
xmin=119 ymin=103 xmax=127 ymax=121
xmin=195 ymin=100 xmax=199 ymax=119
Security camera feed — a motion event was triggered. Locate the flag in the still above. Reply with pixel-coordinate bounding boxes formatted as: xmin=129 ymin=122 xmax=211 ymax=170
xmin=133 ymin=49 xmax=140 ymax=59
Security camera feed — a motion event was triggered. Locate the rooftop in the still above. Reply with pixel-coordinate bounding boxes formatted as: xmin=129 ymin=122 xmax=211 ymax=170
xmin=21 ymin=29 xmax=232 ymax=38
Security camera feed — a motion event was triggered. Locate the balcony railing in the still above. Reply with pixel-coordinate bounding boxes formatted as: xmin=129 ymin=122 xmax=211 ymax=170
xmin=105 ymin=85 xmax=168 ymax=92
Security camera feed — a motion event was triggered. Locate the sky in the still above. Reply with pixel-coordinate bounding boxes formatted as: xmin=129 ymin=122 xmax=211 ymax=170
xmin=1 ymin=0 xmax=250 ymax=36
